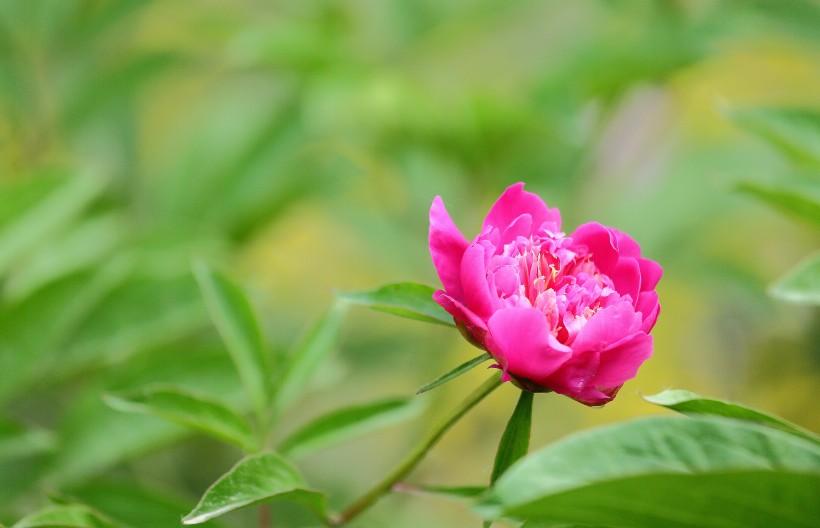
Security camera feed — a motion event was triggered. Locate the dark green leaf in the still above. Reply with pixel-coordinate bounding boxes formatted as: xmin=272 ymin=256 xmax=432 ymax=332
xmin=476 ymin=416 xmax=820 ymax=527
xmin=396 ymin=484 xmax=486 ymax=500
xmin=769 ymin=250 xmax=820 ymax=306
xmin=727 ymin=106 xmax=820 ymax=168
xmin=273 ymin=304 xmax=345 ymax=415
xmin=337 ymin=283 xmax=454 ymax=326
xmin=417 ymin=353 xmax=492 ymax=395
xmin=194 ymin=261 xmax=270 ymax=419
xmin=490 ymin=390 xmax=533 ymax=484
xmin=12 ymin=504 xmax=118 ymax=528
xmin=182 ymin=451 xmax=326 ymax=525
xmin=736 ymin=181 xmax=820 ymax=229
xmin=643 ymin=389 xmax=819 ymax=443
xmin=103 ymin=385 xmax=258 ymax=452
xmin=278 ymin=397 xmax=421 ymax=458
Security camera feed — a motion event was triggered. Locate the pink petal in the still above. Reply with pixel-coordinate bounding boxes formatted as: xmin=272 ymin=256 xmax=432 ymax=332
xmin=592 ymin=332 xmax=653 ymax=387
xmin=638 ymin=258 xmax=663 ymax=291
xmin=433 ymin=290 xmax=487 ymax=331
xmin=460 ymin=243 xmax=497 ymax=320
xmin=482 ymin=183 xmax=561 ymax=234
xmin=609 ymin=256 xmax=641 ymax=305
xmin=429 ymin=196 xmax=469 ymax=300
xmin=571 ymin=301 xmax=642 ymax=353
xmin=570 ymin=222 xmax=619 ymax=273
xmin=613 ymin=230 xmax=641 ymax=257
xmin=635 ymin=291 xmax=660 ymax=333
xmin=487 ymin=307 xmax=571 ymax=382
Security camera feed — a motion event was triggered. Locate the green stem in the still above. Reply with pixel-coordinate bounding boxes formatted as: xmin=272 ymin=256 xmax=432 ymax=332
xmin=331 ymin=373 xmax=503 ymax=526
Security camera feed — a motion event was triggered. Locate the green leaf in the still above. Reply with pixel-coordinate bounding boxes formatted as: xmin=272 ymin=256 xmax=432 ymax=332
xmin=273 ymin=304 xmax=345 ymax=415
xmin=396 ymin=484 xmax=486 ymax=500
xmin=644 ymin=389 xmax=819 ymax=444
xmin=769 ymin=250 xmax=820 ymax=306
xmin=417 ymin=353 xmax=492 ymax=395
xmin=0 ymin=417 xmax=54 ymax=462
xmin=182 ymin=451 xmax=326 ymax=525
xmin=490 ymin=390 xmax=533 ymax=484
xmin=0 ymin=175 xmax=106 ymax=276
xmin=12 ymin=504 xmax=118 ymax=528
xmin=476 ymin=416 xmax=820 ymax=527
xmin=278 ymin=397 xmax=421 ymax=458
xmin=337 ymin=282 xmax=454 ymax=326
xmin=194 ymin=261 xmax=270 ymax=419
xmin=103 ymin=384 xmax=258 ymax=452
xmin=727 ymin=106 xmax=820 ymax=168
xmin=736 ymin=181 xmax=820 ymax=229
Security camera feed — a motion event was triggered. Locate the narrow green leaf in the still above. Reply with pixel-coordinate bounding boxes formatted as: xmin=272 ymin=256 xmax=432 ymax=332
xmin=273 ymin=304 xmax=345 ymax=415
xmin=476 ymin=416 xmax=820 ymax=527
xmin=193 ymin=261 xmax=270 ymax=419
xmin=278 ymin=397 xmax=421 ymax=458
xmin=736 ymin=181 xmax=820 ymax=229
xmin=103 ymin=385 xmax=258 ymax=452
xmin=0 ymin=418 xmax=54 ymax=462
xmin=490 ymin=390 xmax=533 ymax=484
xmin=643 ymin=389 xmax=819 ymax=444
xmin=417 ymin=353 xmax=492 ymax=395
xmin=182 ymin=451 xmax=326 ymax=525
xmin=337 ymin=282 xmax=455 ymax=326
xmin=394 ymin=484 xmax=486 ymax=499
xmin=727 ymin=106 xmax=820 ymax=168
xmin=12 ymin=504 xmax=118 ymax=528
xmin=769 ymin=250 xmax=820 ymax=306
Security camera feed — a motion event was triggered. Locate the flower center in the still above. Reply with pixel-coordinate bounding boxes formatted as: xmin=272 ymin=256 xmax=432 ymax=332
xmin=488 ymin=229 xmax=618 ymax=345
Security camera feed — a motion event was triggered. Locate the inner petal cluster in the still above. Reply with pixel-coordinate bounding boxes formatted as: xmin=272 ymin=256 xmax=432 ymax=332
xmin=485 ymin=228 xmax=620 ymax=347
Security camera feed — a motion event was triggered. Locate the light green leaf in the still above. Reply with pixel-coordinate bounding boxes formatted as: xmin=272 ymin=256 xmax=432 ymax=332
xmin=417 ymin=353 xmax=492 ymax=395
xmin=736 ymin=181 xmax=820 ymax=229
xmin=727 ymin=106 xmax=820 ymax=168
xmin=644 ymin=389 xmax=819 ymax=444
xmin=273 ymin=304 xmax=345 ymax=415
xmin=476 ymin=416 xmax=820 ymax=527
xmin=769 ymin=250 xmax=820 ymax=306
xmin=194 ymin=261 xmax=270 ymax=419
xmin=0 ymin=175 xmax=106 ymax=276
xmin=182 ymin=451 xmax=326 ymax=525
xmin=0 ymin=417 xmax=54 ymax=462
xmin=12 ymin=504 xmax=118 ymax=528
xmin=490 ymin=390 xmax=533 ymax=484
xmin=278 ymin=397 xmax=422 ymax=458
xmin=337 ymin=282 xmax=454 ymax=326
xmin=103 ymin=385 xmax=258 ymax=452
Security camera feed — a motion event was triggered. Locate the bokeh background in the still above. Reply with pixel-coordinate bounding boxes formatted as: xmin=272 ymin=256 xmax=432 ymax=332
xmin=1 ymin=1 xmax=818 ymax=527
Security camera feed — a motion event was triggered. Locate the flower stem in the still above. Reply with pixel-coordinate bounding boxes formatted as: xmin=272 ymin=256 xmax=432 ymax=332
xmin=331 ymin=373 xmax=503 ymax=526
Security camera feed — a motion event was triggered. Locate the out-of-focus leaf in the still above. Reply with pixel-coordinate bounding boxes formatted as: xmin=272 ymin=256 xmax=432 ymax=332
xmin=417 ymin=353 xmax=492 ymax=395
xmin=337 ymin=282 xmax=454 ymax=326
xmin=0 ymin=175 xmax=105 ymax=275
xmin=12 ymin=504 xmax=118 ymax=528
xmin=394 ymin=484 xmax=486 ymax=500
xmin=193 ymin=261 xmax=270 ymax=419
xmin=736 ymin=181 xmax=820 ymax=229
xmin=475 ymin=416 xmax=820 ymax=526
xmin=490 ymin=390 xmax=533 ymax=484
xmin=727 ymin=107 xmax=820 ymax=168
xmin=644 ymin=389 xmax=819 ymax=444
xmin=278 ymin=397 xmax=421 ymax=458
xmin=0 ymin=418 xmax=54 ymax=462
xmin=182 ymin=451 xmax=326 ymax=525
xmin=104 ymin=385 xmax=258 ymax=452
xmin=272 ymin=304 xmax=345 ymax=415
xmin=769 ymin=250 xmax=820 ymax=306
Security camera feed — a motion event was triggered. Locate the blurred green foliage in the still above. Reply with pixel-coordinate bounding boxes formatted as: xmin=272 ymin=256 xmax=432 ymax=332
xmin=0 ymin=0 xmax=818 ymax=526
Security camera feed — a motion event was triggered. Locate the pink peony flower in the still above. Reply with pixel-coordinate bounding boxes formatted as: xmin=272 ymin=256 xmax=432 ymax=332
xmin=429 ymin=183 xmax=662 ymax=406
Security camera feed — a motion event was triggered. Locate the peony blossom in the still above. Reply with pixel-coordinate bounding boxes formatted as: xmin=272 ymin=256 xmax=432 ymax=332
xmin=429 ymin=183 xmax=661 ymax=406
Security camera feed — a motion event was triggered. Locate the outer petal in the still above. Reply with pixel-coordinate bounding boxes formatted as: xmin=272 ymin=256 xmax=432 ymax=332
xmin=429 ymin=196 xmax=469 ymax=300
xmin=638 ymin=258 xmax=663 ymax=291
xmin=613 ymin=230 xmax=641 ymax=257
xmin=460 ymin=243 xmax=497 ymax=320
xmin=482 ymin=183 xmax=561 ymax=235
xmin=591 ymin=332 xmax=653 ymax=387
xmin=609 ymin=256 xmax=641 ymax=305
xmin=569 ymin=222 xmax=619 ymax=273
xmin=433 ymin=290 xmax=486 ymax=331
xmin=487 ymin=307 xmax=571 ymax=382
xmin=635 ymin=291 xmax=660 ymax=333
xmin=571 ymin=301 xmax=642 ymax=353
